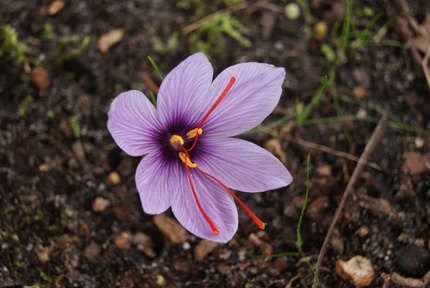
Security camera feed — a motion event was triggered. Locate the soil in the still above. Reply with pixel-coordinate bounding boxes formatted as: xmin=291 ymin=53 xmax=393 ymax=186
xmin=1 ymin=0 xmax=429 ymax=287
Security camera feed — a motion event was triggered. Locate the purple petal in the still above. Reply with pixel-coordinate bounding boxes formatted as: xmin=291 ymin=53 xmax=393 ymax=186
xmin=107 ymin=90 xmax=160 ymax=156
xmin=171 ymin=169 xmax=238 ymax=243
xmin=203 ymin=63 xmax=285 ymax=137
xmin=195 ymin=138 xmax=292 ymax=192
xmin=157 ymin=52 xmax=214 ymax=127
xmin=136 ymin=150 xmax=184 ymax=214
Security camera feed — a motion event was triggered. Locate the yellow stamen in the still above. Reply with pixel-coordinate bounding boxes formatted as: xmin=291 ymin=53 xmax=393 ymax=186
xmin=186 ymin=128 xmax=203 ymax=139
xmin=179 ymin=152 xmax=197 ymax=168
xmin=170 ymin=135 xmax=184 ymax=145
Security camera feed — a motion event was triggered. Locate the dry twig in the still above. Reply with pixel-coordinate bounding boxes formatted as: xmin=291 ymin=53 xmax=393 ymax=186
xmin=422 ymin=45 xmax=430 ymax=89
xmin=286 ymin=136 xmax=382 ymax=171
xmin=312 ymin=116 xmax=387 ymax=287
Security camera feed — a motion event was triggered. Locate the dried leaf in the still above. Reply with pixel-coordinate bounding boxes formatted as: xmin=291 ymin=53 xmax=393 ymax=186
xmin=336 ymin=255 xmax=374 ymax=287
xmin=31 ymin=67 xmax=52 ymax=90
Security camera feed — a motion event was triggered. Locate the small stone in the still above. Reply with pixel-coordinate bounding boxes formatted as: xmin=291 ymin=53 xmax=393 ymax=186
xmin=414 ymin=238 xmax=425 ymax=248
xmin=38 ymin=163 xmax=51 ymax=172
xmin=335 ymin=255 xmax=374 ymax=286
xmin=83 ymin=241 xmax=101 ymax=263
xmin=97 ymin=28 xmax=124 ymax=53
xmin=172 ymin=256 xmax=197 ymax=273
xmin=414 ymin=137 xmax=424 ymax=148
xmin=330 ymin=229 xmax=344 ymax=254
xmin=133 ymin=232 xmax=156 ymax=258
xmin=265 ymin=139 xmax=287 ymax=164
xmin=194 ymin=240 xmax=219 ymax=261
xmin=283 ymin=196 xmax=304 ymax=219
xmin=217 ymin=263 xmax=230 ymax=275
xmin=356 ymin=226 xmax=370 ymax=237
xmin=356 ymin=108 xmax=368 ymax=118
xmin=272 ymin=257 xmax=288 ymax=272
xmin=92 ymin=197 xmax=110 ymax=212
xmin=153 ymin=214 xmax=189 ymax=244
xmin=353 ymin=68 xmax=370 ymax=87
xmin=316 ymin=165 xmax=331 ymax=177
xmin=397 ymin=245 xmax=430 ymax=277
xmin=402 ymin=152 xmax=430 ymax=174
xmin=71 ymin=141 xmax=86 ymax=164
xmin=284 ymin=3 xmax=301 ymax=20
xmin=107 ymin=171 xmax=121 ymax=186
xmin=47 ymin=0 xmax=65 ymax=15
xmin=248 ymin=233 xmax=273 ymax=256
xmin=306 ymin=196 xmax=329 ymax=219
xmin=114 ymin=232 xmax=132 ymax=250
xmin=314 ymin=21 xmax=328 ymax=41
xmin=353 ymin=86 xmax=367 ymax=99
xmin=37 ymin=246 xmax=53 ymax=263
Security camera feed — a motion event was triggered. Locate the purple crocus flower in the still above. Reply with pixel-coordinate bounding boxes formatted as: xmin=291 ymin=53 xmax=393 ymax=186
xmin=107 ymin=53 xmax=292 ymax=242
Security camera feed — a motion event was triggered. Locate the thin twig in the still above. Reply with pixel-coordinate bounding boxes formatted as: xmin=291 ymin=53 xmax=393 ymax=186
xmin=312 ymin=116 xmax=387 ymax=287
xmin=286 ymin=135 xmax=382 ymax=171
xmin=422 ymin=44 xmax=430 ymax=90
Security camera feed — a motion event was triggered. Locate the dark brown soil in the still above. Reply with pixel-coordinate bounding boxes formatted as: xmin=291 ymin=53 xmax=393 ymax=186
xmin=1 ymin=0 xmax=429 ymax=287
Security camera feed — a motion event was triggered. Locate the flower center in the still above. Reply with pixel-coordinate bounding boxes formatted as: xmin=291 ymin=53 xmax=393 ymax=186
xmin=168 ymin=76 xmax=267 ymax=236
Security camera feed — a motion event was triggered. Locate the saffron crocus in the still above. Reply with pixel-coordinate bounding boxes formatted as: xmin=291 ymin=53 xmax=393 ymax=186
xmin=107 ymin=53 xmax=292 ymax=242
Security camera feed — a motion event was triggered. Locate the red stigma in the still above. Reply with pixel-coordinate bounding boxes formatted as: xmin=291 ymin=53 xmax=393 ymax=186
xmin=179 ymin=75 xmax=266 ymax=235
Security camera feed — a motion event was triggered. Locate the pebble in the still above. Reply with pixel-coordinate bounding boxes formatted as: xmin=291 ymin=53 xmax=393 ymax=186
xmin=107 ymin=171 xmax=121 ymax=186
xmin=216 ymin=263 xmax=230 ymax=275
xmin=314 ymin=21 xmax=328 ymax=41
xmin=172 ymin=257 xmax=197 ymax=273
xmin=92 ymin=197 xmax=110 ymax=212
xmin=396 ymin=245 xmax=430 ymax=277
xmin=272 ymin=257 xmax=287 ymax=272
xmin=316 ymin=165 xmax=331 ymax=177
xmin=37 ymin=246 xmax=53 ymax=263
xmin=330 ymin=229 xmax=344 ymax=254
xmin=353 ymin=86 xmax=367 ymax=99
xmin=97 ymin=28 xmax=124 ymax=53
xmin=153 ymin=214 xmax=189 ymax=243
xmin=284 ymin=3 xmax=300 ymax=20
xmin=194 ymin=240 xmax=219 ymax=261
xmin=335 ymin=255 xmax=374 ymax=287
xmin=83 ymin=241 xmax=101 ymax=263
xmin=47 ymin=0 xmax=65 ymax=15
xmin=306 ymin=196 xmax=329 ymax=219
xmin=133 ymin=232 xmax=156 ymax=258
xmin=114 ymin=232 xmax=132 ymax=250
xmin=248 ymin=233 xmax=273 ymax=256
xmin=356 ymin=226 xmax=370 ymax=237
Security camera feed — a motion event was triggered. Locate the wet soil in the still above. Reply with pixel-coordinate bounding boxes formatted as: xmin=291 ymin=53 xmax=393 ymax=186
xmin=1 ymin=0 xmax=429 ymax=287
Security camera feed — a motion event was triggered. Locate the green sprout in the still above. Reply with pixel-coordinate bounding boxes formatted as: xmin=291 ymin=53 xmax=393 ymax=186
xmin=18 ymin=95 xmax=33 ymax=117
xmin=153 ymin=32 xmax=180 ymax=54
xmin=179 ymin=0 xmax=251 ymax=58
xmin=0 ymin=25 xmax=28 ymax=65
xmin=41 ymin=22 xmax=54 ymax=40
xmin=68 ymin=115 xmax=81 ymax=138
xmin=189 ymin=13 xmax=251 ymax=58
